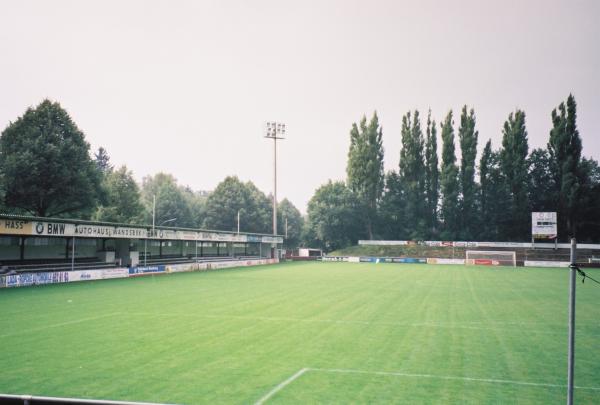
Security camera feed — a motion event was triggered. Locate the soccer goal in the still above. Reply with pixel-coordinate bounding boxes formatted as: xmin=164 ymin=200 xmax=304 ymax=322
xmin=465 ymin=250 xmax=517 ymax=267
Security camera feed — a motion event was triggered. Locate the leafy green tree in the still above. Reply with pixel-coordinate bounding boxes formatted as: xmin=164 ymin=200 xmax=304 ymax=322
xmin=141 ymin=173 xmax=194 ymax=228
xmin=458 ymin=106 xmax=479 ymax=239
xmin=0 ymin=99 xmax=102 ymax=217
xmin=439 ymin=111 xmax=460 ymax=239
xmin=500 ymin=110 xmax=530 ymax=240
xmin=577 ymin=157 xmax=600 ymax=242
xmin=202 ymin=176 xmax=270 ymax=234
xmin=94 ymin=166 xmax=144 ymax=224
xmin=548 ymin=94 xmax=582 ymax=238
xmin=181 ymin=187 xmax=207 ymax=228
xmin=528 ymin=148 xmax=556 ymax=212
xmin=424 ymin=111 xmax=439 ymax=237
xmin=277 ymin=198 xmax=304 ymax=248
xmin=398 ymin=110 xmax=426 ymax=239
xmin=377 ymin=171 xmax=407 ymax=240
xmin=479 ymin=140 xmax=509 ymax=240
xmin=306 ymin=180 xmax=364 ymax=251
xmin=246 ymin=182 xmax=272 ymax=234
xmin=94 ymin=147 xmax=112 ymax=174
xmin=346 ymin=112 xmax=384 ymax=239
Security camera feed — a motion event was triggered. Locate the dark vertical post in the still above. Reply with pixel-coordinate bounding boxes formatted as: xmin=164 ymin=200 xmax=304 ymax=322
xmin=200 ymin=241 xmax=203 ymax=257
xmin=567 ymin=237 xmax=576 ymax=405
xmin=71 ymin=237 xmax=75 ymax=272
xmin=20 ymin=237 xmax=25 ymax=260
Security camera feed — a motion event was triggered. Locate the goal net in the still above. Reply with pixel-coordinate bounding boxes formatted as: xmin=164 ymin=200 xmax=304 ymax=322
xmin=465 ymin=250 xmax=516 ymax=267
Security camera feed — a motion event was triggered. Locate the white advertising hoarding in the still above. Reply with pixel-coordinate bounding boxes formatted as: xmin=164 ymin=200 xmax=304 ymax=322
xmin=532 ymin=212 xmax=557 ymax=239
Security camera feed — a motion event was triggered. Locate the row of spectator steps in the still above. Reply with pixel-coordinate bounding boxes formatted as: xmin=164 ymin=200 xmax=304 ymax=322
xmin=0 ymin=257 xmax=117 ymax=274
xmin=0 ymin=254 xmax=267 ymax=274
xmin=139 ymin=254 xmax=262 ymax=267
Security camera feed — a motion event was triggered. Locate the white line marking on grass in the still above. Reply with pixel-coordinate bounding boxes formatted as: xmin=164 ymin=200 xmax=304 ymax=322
xmin=309 ymin=368 xmax=600 ymax=391
xmin=124 ymin=312 xmax=572 ymax=335
xmin=254 ymin=368 xmax=309 ymax=405
xmin=0 ymin=312 xmax=121 ymax=338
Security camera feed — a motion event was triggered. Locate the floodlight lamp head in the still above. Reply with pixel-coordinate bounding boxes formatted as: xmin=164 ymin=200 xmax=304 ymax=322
xmin=265 ymin=121 xmax=286 ymax=138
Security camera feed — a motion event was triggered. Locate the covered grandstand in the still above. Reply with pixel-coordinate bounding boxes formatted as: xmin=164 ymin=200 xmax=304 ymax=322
xmin=0 ymin=214 xmax=283 ymax=275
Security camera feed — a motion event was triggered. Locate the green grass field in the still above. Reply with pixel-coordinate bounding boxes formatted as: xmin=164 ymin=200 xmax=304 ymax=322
xmin=1 ymin=262 xmax=599 ymax=404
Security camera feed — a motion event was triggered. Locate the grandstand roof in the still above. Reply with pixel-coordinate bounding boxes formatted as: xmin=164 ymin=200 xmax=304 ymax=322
xmin=0 ymin=213 xmax=283 ymax=243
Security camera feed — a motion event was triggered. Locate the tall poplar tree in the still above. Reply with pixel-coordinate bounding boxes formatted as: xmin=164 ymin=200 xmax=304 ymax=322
xmin=479 ymin=140 xmax=508 ymax=240
xmin=500 ymin=110 xmax=530 ymax=240
xmin=346 ymin=112 xmax=385 ymax=239
xmin=424 ymin=110 xmax=439 ymax=237
xmin=458 ymin=106 xmax=478 ymax=239
xmin=528 ymin=148 xmax=556 ymax=212
xmin=439 ymin=111 xmax=460 ymax=239
xmin=548 ymin=94 xmax=582 ymax=238
xmin=398 ymin=110 xmax=426 ymax=238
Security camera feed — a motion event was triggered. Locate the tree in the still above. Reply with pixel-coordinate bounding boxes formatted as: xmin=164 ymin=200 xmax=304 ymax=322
xmin=94 ymin=166 xmax=144 ymax=224
xmin=377 ymin=171 xmax=407 ymax=240
xmin=424 ymin=110 xmax=439 ymax=237
xmin=181 ymin=187 xmax=207 ymax=228
xmin=202 ymin=176 xmax=271 ymax=234
xmin=479 ymin=140 xmax=509 ymax=240
xmin=548 ymin=94 xmax=582 ymax=238
xmin=141 ymin=173 xmax=194 ymax=228
xmin=0 ymin=99 xmax=102 ymax=217
xmin=439 ymin=111 xmax=460 ymax=239
xmin=306 ymin=180 xmax=364 ymax=251
xmin=277 ymin=198 xmax=304 ymax=248
xmin=528 ymin=148 xmax=556 ymax=212
xmin=398 ymin=110 xmax=426 ymax=239
xmin=94 ymin=147 xmax=112 ymax=174
xmin=245 ymin=182 xmax=272 ymax=234
xmin=346 ymin=112 xmax=384 ymax=239
xmin=458 ymin=106 xmax=479 ymax=239
xmin=577 ymin=157 xmax=600 ymax=242
xmin=499 ymin=110 xmax=530 ymax=240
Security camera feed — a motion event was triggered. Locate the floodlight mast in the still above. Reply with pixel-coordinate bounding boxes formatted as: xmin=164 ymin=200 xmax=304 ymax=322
xmin=265 ymin=122 xmax=285 ymax=258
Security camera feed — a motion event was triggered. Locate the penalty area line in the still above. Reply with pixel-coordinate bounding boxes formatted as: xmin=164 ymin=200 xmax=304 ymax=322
xmin=254 ymin=367 xmax=600 ymax=404
xmin=0 ymin=312 xmax=122 ymax=338
xmin=254 ymin=368 xmax=309 ymax=405
xmin=310 ymin=368 xmax=600 ymax=391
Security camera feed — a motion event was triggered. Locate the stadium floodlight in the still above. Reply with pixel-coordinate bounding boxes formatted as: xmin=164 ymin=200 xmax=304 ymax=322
xmin=265 ymin=121 xmax=285 ymax=257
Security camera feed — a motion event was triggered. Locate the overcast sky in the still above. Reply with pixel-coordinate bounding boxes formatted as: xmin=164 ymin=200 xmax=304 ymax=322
xmin=1 ymin=0 xmax=598 ymax=213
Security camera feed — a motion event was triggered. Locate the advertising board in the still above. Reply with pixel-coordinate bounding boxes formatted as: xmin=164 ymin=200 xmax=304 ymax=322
xmin=524 ymin=260 xmax=569 ymax=268
xmin=391 ymin=258 xmax=427 ymax=264
xmin=4 ymin=271 xmax=70 ymax=287
xmin=128 ymin=265 xmax=166 ymax=276
xmin=102 ymin=268 xmax=130 ymax=279
xmin=67 ymin=270 xmax=104 ymax=282
xmin=532 ymin=212 xmax=558 ymax=239
xmin=0 ymin=217 xmax=284 ymax=244
xmin=427 ymin=258 xmax=466 ymax=265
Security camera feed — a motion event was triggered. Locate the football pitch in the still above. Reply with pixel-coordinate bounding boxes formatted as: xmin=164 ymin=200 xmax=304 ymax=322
xmin=1 ymin=262 xmax=599 ymax=404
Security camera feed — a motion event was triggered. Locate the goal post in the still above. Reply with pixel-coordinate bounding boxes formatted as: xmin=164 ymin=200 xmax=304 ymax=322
xmin=465 ymin=250 xmax=517 ymax=267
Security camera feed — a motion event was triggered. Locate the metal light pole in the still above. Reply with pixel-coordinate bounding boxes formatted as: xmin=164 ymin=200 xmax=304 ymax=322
xmin=152 ymin=194 xmax=156 ymax=233
xmin=265 ymin=122 xmax=285 ymax=258
xmin=567 ymin=238 xmax=576 ymax=405
xmin=237 ymin=209 xmax=241 ymax=234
